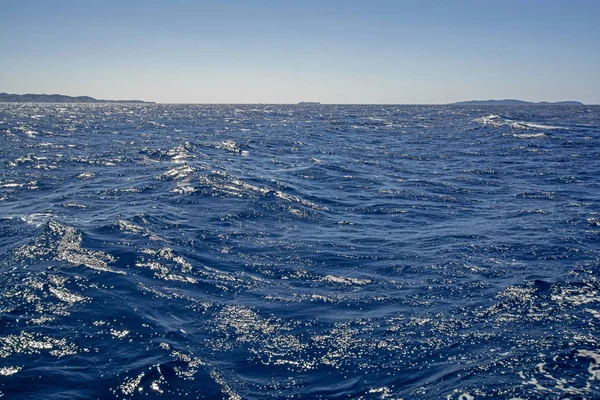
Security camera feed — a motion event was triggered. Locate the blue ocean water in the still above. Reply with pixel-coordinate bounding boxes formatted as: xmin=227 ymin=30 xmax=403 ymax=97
xmin=0 ymin=103 xmax=599 ymax=399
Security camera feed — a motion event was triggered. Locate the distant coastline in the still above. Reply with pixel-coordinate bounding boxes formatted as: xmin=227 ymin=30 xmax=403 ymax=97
xmin=451 ymin=99 xmax=584 ymax=106
xmin=0 ymin=94 xmax=589 ymax=106
xmin=0 ymin=92 xmax=153 ymax=103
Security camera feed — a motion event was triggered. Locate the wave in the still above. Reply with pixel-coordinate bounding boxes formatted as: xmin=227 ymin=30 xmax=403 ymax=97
xmin=2 ymin=103 xmax=600 ymax=399
xmin=202 ymin=139 xmax=249 ymax=155
xmin=12 ymin=220 xmax=123 ymax=274
xmin=512 ymin=132 xmax=548 ymax=139
xmin=474 ymin=114 xmax=563 ymax=130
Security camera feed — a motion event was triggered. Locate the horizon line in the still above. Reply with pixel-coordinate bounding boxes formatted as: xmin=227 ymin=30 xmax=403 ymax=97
xmin=0 ymin=93 xmax=593 ymax=106
xmin=1 ymin=101 xmax=596 ymax=106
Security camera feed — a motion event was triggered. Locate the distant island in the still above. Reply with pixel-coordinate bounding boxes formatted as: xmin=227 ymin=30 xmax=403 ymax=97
xmin=451 ymin=99 xmax=584 ymax=106
xmin=0 ymin=92 xmax=153 ymax=103
xmin=298 ymin=102 xmax=321 ymax=105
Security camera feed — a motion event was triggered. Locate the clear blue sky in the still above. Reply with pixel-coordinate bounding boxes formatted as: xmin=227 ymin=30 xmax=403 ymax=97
xmin=1 ymin=0 xmax=598 ymax=104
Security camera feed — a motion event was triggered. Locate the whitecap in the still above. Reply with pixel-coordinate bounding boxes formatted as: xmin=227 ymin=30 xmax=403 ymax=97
xmin=76 ymin=171 xmax=95 ymax=180
xmin=321 ymin=275 xmax=371 ymax=285
xmin=474 ymin=114 xmax=564 ymax=130
xmin=513 ymin=133 xmax=548 ymax=139
xmin=171 ymin=185 xmax=197 ymax=194
xmin=274 ymin=190 xmax=328 ymax=211
xmin=1 ymin=182 xmax=24 ymax=188
xmin=20 ymin=213 xmax=53 ymax=227
xmin=164 ymin=145 xmax=194 ymax=163
xmin=159 ymin=165 xmax=196 ymax=180
xmin=0 ymin=366 xmax=22 ymax=376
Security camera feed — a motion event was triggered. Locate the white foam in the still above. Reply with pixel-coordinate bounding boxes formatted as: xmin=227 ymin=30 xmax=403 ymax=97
xmin=474 ymin=114 xmax=563 ymax=131
xmin=110 ymin=329 xmax=130 ymax=339
xmin=20 ymin=213 xmax=53 ymax=227
xmin=166 ymin=145 xmax=193 ymax=163
xmin=321 ymin=275 xmax=371 ymax=285
xmin=160 ymin=165 xmax=196 ymax=180
xmin=519 ymin=351 xmax=600 ymax=395
xmin=76 ymin=171 xmax=95 ymax=180
xmin=551 ymin=283 xmax=600 ymax=306
xmin=171 ymin=185 xmax=197 ymax=194
xmin=117 ymin=219 xmax=144 ymax=233
xmin=1 ymin=182 xmax=24 ymax=188
xmin=213 ymin=139 xmax=246 ymax=155
xmin=274 ymin=190 xmax=328 ymax=211
xmin=135 ymin=261 xmax=197 ymax=283
xmin=368 ymin=386 xmax=393 ymax=398
xmin=48 ymin=286 xmax=87 ymax=304
xmin=0 ymin=366 xmax=21 ymax=376
xmin=513 ymin=133 xmax=548 ymax=139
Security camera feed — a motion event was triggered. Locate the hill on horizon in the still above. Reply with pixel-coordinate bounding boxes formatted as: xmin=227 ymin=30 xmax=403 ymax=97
xmin=0 ymin=92 xmax=152 ymax=103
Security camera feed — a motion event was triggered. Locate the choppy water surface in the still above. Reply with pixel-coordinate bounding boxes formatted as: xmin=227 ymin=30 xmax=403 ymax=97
xmin=1 ymin=103 xmax=600 ymax=399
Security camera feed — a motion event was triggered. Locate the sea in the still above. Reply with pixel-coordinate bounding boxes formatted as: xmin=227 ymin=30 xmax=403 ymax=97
xmin=1 ymin=103 xmax=599 ymax=399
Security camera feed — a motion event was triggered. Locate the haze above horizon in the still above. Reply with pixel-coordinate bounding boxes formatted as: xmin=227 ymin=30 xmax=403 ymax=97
xmin=1 ymin=0 xmax=598 ymax=104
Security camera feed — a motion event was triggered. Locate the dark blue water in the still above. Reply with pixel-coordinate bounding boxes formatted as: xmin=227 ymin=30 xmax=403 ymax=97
xmin=1 ymin=103 xmax=599 ymax=399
